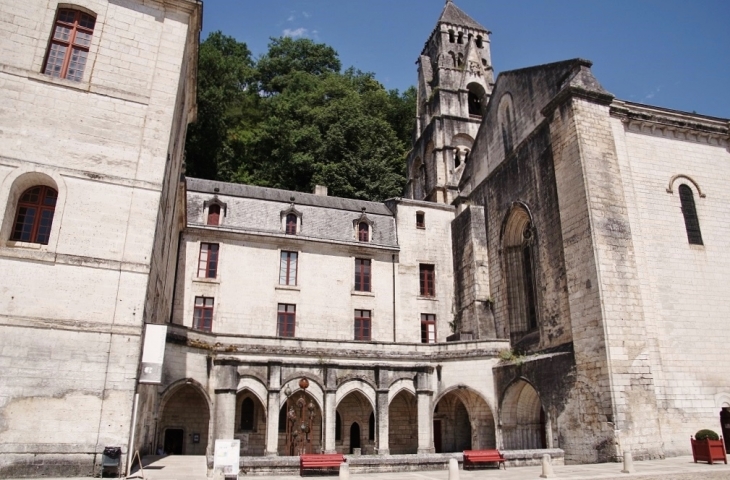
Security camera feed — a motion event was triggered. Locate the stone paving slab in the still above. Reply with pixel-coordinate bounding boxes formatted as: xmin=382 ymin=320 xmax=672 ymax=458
xmin=4 ymin=455 xmax=730 ymax=480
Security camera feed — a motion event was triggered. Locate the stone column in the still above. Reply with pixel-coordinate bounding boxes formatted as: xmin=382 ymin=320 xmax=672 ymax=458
xmin=213 ymin=363 xmax=237 ymax=440
xmin=324 ymin=390 xmax=337 ymax=453
xmin=265 ymin=362 xmax=282 ymax=456
xmin=416 ymin=369 xmax=434 ymax=454
xmin=376 ymin=390 xmax=390 ymax=455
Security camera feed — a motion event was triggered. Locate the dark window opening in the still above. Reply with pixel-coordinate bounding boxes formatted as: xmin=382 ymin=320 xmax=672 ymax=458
xmin=457 ymin=32 xmax=464 ymax=44
xmin=11 ymin=186 xmax=57 ymax=245
xmin=502 ymin=105 xmax=514 ymax=154
xmin=476 ymin=36 xmax=483 ymax=48
xmin=468 ymin=91 xmax=482 ymax=116
xmin=448 ymin=30 xmax=455 ymax=43
xmin=679 ymin=184 xmax=703 ymax=245
xmin=277 ymin=303 xmax=296 ymax=337
xmin=240 ymin=397 xmax=255 ymax=431
xmin=355 ymin=258 xmax=371 ymax=292
xmin=279 ymin=405 xmax=287 ymax=432
xmin=522 ymin=246 xmax=538 ymax=331
xmin=416 ymin=212 xmax=425 ymax=229
xmin=419 ymin=264 xmax=435 ymax=297
xmin=335 ymin=412 xmax=342 ymax=441
xmin=207 ymin=204 xmax=220 ymax=225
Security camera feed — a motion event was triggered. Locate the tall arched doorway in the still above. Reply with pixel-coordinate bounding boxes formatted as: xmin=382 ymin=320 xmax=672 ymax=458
xmin=235 ymin=390 xmax=266 ymax=456
xmin=337 ymin=390 xmax=374 ymax=454
xmin=433 ymin=388 xmax=495 ymax=453
xmin=501 ymin=379 xmax=546 ymax=450
xmin=158 ymin=384 xmax=210 ymax=455
xmin=277 ymin=390 xmax=323 ymax=456
xmin=388 ymin=390 xmax=417 ymax=454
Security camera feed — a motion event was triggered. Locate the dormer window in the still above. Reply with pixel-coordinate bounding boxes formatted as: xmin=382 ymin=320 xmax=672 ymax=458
xmin=286 ymin=213 xmax=298 ymax=235
xmin=207 ymin=204 xmax=221 ymax=226
xmin=358 ymin=222 xmax=369 ymax=242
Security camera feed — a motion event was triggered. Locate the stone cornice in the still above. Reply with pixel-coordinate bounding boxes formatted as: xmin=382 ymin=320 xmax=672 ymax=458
xmin=541 ymin=85 xmax=614 ymax=118
xmin=610 ymin=100 xmax=729 ymax=146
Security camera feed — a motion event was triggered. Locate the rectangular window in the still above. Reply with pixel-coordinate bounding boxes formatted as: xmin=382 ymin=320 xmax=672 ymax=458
xmin=421 ymin=314 xmax=436 ymax=343
xmin=43 ymin=9 xmax=96 ymax=82
xmin=279 ymin=251 xmax=298 ymax=285
xmin=277 ymin=303 xmax=296 ymax=337
xmin=354 ymin=309 xmax=371 ymax=341
xmin=416 ymin=212 xmax=425 ymax=229
xmin=193 ymin=296 xmax=214 ymax=332
xmin=419 ymin=264 xmax=435 ymax=297
xmin=355 ymin=258 xmax=371 ymax=292
xmin=198 ymin=243 xmax=219 ymax=278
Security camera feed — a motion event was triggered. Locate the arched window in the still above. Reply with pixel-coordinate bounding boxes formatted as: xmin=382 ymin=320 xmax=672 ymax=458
xmin=467 ymin=83 xmax=486 ymax=117
xmin=448 ymin=30 xmax=455 ymax=43
xmin=11 ymin=186 xmax=58 ymax=245
xmin=679 ymin=184 xmax=703 ymax=245
xmin=207 ymin=204 xmax=220 ymax=226
xmin=43 ymin=8 xmax=96 ymax=82
xmin=476 ymin=36 xmax=484 ymax=49
xmin=358 ymin=222 xmax=369 ymax=242
xmin=457 ymin=53 xmax=464 ymax=68
xmin=368 ymin=412 xmax=375 ymax=441
xmin=503 ymin=208 xmax=538 ymax=341
xmin=457 ymin=32 xmax=464 ymax=44
xmin=240 ymin=397 xmax=255 ymax=431
xmin=286 ymin=213 xmax=298 ymax=234
xmin=335 ymin=411 xmax=342 ymax=441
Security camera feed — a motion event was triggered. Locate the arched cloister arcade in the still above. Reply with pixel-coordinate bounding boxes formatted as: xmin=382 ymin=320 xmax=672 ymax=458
xmin=433 ymin=387 xmax=496 ymax=453
xmin=501 ymin=379 xmax=547 ymax=450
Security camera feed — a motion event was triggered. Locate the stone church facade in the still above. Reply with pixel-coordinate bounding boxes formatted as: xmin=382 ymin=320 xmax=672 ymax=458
xmin=0 ymin=0 xmax=728 ymax=477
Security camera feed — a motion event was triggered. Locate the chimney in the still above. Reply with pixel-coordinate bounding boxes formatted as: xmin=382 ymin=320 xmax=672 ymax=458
xmin=313 ymin=185 xmax=328 ymax=196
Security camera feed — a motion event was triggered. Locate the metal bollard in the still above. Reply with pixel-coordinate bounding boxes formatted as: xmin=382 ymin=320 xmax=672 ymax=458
xmin=539 ymin=453 xmax=556 ymax=478
xmin=339 ymin=461 xmax=350 ymax=480
xmin=621 ymin=451 xmax=635 ymax=473
xmin=448 ymin=458 xmax=459 ymax=480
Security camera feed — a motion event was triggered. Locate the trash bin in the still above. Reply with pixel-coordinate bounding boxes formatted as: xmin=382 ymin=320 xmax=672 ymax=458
xmin=101 ymin=446 xmax=122 ymax=478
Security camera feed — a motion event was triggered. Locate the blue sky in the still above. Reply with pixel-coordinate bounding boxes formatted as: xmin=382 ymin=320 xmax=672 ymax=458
xmin=202 ymin=0 xmax=729 ymax=118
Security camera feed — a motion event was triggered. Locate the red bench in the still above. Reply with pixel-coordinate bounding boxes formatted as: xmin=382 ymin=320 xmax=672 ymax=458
xmin=299 ymin=453 xmax=346 ymax=476
xmin=463 ymin=449 xmax=506 ymax=470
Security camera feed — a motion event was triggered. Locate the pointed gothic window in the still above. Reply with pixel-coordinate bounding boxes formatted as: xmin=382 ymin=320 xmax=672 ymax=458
xmin=503 ymin=208 xmax=538 ymax=341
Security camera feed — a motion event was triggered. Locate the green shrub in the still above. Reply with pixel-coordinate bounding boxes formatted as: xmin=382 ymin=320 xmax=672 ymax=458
xmin=695 ymin=429 xmax=719 ymax=441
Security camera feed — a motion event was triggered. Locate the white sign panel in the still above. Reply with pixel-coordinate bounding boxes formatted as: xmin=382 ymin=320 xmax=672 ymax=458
xmin=214 ymin=439 xmax=240 ymax=476
xmin=139 ymin=324 xmax=167 ymax=384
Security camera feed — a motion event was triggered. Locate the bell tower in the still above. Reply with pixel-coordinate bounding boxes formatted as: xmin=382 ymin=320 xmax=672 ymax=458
xmin=406 ymin=0 xmax=493 ymax=203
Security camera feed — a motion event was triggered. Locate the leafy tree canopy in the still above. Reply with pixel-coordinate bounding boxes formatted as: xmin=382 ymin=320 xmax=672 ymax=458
xmin=185 ymin=32 xmax=416 ymax=202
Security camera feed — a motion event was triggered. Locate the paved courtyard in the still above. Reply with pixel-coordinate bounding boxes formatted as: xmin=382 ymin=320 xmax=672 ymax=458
xmin=5 ymin=454 xmax=730 ymax=480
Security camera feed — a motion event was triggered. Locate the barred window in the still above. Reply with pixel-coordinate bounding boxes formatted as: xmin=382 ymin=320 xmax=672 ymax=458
xmin=43 ymin=9 xmax=96 ymax=82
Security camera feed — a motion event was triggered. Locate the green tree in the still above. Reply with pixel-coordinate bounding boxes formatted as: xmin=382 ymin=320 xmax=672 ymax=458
xmin=257 ymin=37 xmax=341 ymax=94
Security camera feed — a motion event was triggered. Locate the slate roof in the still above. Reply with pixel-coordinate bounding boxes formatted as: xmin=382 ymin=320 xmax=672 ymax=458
xmin=186 ymin=177 xmax=393 ymax=216
xmin=438 ymin=0 xmax=488 ymax=32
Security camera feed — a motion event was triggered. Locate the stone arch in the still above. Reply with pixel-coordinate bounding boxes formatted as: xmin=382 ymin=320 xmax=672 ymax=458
xmin=501 ymin=204 xmax=539 ymax=342
xmin=500 ymin=378 xmax=546 ymax=450
xmin=336 ymin=378 xmax=376 ymax=411
xmin=278 ymin=386 xmax=324 ymax=455
xmin=0 ymin=168 xmax=67 ymax=250
xmin=434 ymin=386 xmax=496 ymax=452
xmin=498 ymin=93 xmax=516 ymax=154
xmin=280 ymin=376 xmax=324 ymax=411
xmin=337 ymin=389 xmax=375 ymax=454
xmin=235 ymin=388 xmax=267 ymax=456
xmin=388 ymin=389 xmax=418 ymax=454
xmin=467 ymin=82 xmax=487 ymax=117
xmin=388 ymin=377 xmax=416 ymax=405
xmin=666 ymin=173 xmax=706 ymax=198
xmin=237 ymin=375 xmax=268 ymax=409
xmin=715 ymin=393 xmax=730 ymax=409
xmin=451 ymin=133 xmax=474 ymax=169
xmin=157 ymin=381 xmax=211 ymax=456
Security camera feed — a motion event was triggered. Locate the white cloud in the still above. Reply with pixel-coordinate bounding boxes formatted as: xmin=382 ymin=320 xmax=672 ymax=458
xmin=287 ymin=15 xmax=295 ymax=22
xmin=642 ymin=85 xmax=662 ymax=103
xmin=303 ymin=11 xmax=311 ymax=18
xmin=283 ymin=27 xmax=308 ymax=38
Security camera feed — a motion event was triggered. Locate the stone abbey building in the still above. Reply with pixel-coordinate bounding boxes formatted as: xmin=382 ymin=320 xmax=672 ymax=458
xmin=1 ymin=0 xmax=729 ymax=477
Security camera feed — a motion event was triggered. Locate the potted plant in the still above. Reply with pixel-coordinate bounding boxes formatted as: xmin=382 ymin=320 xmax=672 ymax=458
xmin=691 ymin=429 xmax=727 ymax=464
